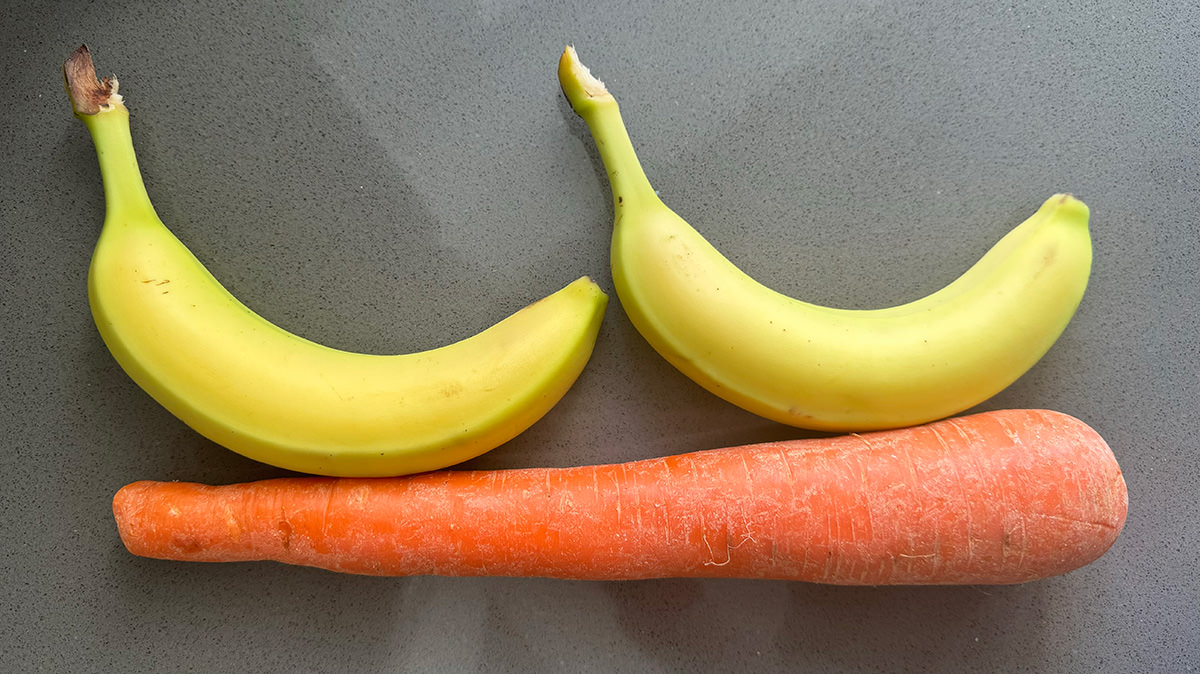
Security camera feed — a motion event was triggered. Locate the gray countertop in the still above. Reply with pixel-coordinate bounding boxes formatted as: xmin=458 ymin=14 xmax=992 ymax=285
xmin=3 ymin=1 xmax=1197 ymax=672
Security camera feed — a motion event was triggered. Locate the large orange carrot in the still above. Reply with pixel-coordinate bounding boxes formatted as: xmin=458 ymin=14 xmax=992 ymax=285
xmin=112 ymin=409 xmax=1127 ymax=584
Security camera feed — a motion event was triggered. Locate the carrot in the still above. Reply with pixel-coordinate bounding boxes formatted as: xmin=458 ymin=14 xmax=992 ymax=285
xmin=112 ymin=409 xmax=1126 ymax=584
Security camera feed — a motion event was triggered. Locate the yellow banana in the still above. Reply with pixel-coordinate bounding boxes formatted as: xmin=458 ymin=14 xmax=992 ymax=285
xmin=558 ymin=46 xmax=1091 ymax=432
xmin=65 ymin=45 xmax=607 ymax=476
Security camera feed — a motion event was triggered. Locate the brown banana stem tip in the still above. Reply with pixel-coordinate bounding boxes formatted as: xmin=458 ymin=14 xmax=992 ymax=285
xmin=63 ymin=44 xmax=120 ymax=115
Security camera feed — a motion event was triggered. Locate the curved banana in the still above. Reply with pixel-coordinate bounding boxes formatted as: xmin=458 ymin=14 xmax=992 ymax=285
xmin=558 ymin=46 xmax=1091 ymax=432
xmin=65 ymin=45 xmax=607 ymax=476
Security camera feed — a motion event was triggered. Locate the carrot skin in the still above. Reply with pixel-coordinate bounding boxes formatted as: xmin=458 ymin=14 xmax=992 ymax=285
xmin=112 ymin=409 xmax=1127 ymax=584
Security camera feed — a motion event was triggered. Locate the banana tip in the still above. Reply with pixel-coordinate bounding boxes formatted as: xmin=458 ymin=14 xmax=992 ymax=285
xmin=1048 ymin=193 xmax=1089 ymax=221
xmin=558 ymin=45 xmax=611 ymax=104
xmin=63 ymin=43 xmax=123 ymax=116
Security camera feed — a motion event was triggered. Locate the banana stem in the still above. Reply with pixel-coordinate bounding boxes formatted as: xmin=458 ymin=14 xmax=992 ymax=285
xmin=64 ymin=45 xmax=157 ymax=222
xmin=558 ymin=47 xmax=659 ymax=211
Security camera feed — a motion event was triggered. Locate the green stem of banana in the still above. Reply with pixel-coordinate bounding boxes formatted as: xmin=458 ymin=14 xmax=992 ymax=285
xmin=64 ymin=45 xmax=157 ymax=222
xmin=578 ymin=102 xmax=659 ymax=211
xmin=559 ymin=48 xmax=659 ymax=211
xmin=82 ymin=109 xmax=158 ymax=221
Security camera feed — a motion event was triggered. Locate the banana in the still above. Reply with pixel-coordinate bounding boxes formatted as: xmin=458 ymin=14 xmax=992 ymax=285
xmin=65 ymin=45 xmax=607 ymax=476
xmin=558 ymin=46 xmax=1091 ymax=432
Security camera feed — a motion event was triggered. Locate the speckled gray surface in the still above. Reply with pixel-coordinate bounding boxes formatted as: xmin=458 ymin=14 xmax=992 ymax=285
xmin=2 ymin=1 xmax=1197 ymax=671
